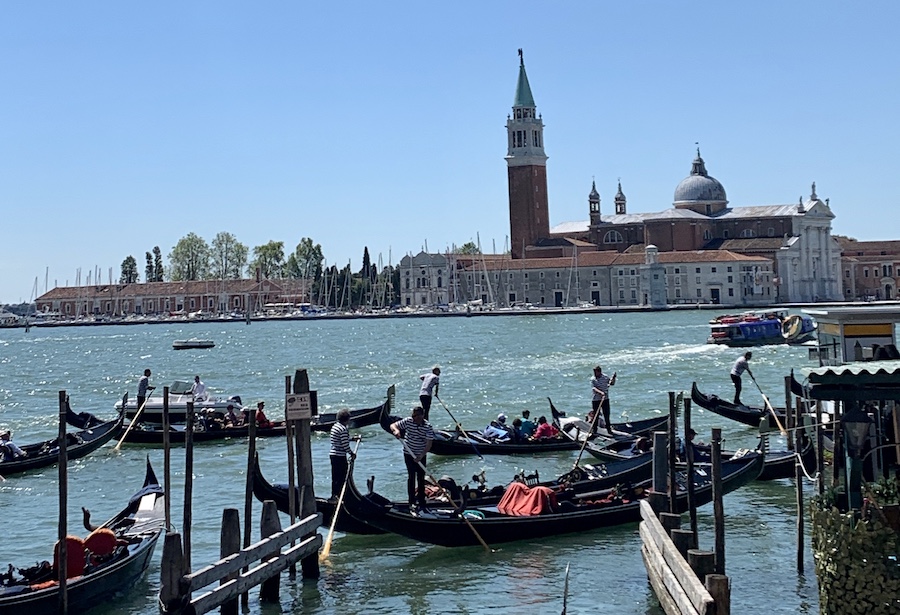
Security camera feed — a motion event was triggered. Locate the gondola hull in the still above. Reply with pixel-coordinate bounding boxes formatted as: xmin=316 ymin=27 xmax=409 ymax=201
xmin=0 ymin=459 xmax=166 ymax=614
xmin=342 ymin=452 xmax=764 ymax=547
xmin=691 ymin=382 xmax=787 ymax=428
xmin=0 ymin=409 xmax=123 ymax=476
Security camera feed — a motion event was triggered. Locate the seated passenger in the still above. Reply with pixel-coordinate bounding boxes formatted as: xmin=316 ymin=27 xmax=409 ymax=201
xmin=630 ymin=436 xmax=653 ymax=455
xmin=483 ymin=413 xmax=511 ymax=440
xmin=519 ymin=410 xmax=536 ymax=438
xmin=225 ymin=404 xmax=242 ymax=427
xmin=0 ymin=430 xmax=27 ymax=460
xmin=509 ymin=418 xmax=525 ymax=443
xmin=532 ymin=416 xmax=559 ymax=439
xmin=255 ymin=401 xmax=274 ymax=429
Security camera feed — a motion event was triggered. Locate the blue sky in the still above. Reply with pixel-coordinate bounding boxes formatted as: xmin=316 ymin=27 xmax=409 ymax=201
xmin=1 ymin=2 xmax=897 ymax=303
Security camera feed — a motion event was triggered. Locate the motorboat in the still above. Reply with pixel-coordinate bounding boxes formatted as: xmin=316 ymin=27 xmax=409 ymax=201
xmin=172 ymin=338 xmax=215 ymax=350
xmin=114 ymin=380 xmax=244 ymax=423
xmin=707 ymin=310 xmax=816 ymax=346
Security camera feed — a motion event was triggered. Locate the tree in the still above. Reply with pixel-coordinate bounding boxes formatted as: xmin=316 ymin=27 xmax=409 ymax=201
xmin=168 ymin=233 xmax=211 ymax=281
xmin=145 ymin=252 xmax=154 ymax=282
xmin=120 ymin=256 xmax=139 ymax=284
xmin=153 ymin=246 xmax=165 ymax=282
xmin=285 ymin=238 xmax=324 ymax=280
xmin=210 ymin=232 xmax=248 ymax=280
xmin=249 ymin=241 xmax=285 ymax=279
xmin=458 ymin=241 xmax=481 ymax=255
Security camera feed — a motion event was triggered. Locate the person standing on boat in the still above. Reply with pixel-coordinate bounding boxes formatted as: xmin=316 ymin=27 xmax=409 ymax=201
xmin=328 ymin=409 xmax=355 ymax=500
xmin=137 ymin=368 xmax=154 ymax=410
xmin=190 ymin=375 xmax=207 ymax=402
xmin=418 ymin=366 xmax=441 ymax=420
xmin=390 ymin=406 xmax=435 ymax=512
xmin=730 ymin=351 xmax=753 ymax=406
xmin=591 ymin=365 xmax=617 ymax=430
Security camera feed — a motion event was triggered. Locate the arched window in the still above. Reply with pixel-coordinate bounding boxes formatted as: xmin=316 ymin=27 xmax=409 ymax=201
xmin=740 ymin=229 xmax=756 ymax=238
xmin=603 ymin=230 xmax=624 ymax=244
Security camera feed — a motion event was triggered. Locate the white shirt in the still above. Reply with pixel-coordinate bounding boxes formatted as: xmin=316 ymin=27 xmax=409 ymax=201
xmin=191 ymin=379 xmax=207 ymax=400
xmin=420 ymin=373 xmax=439 ymax=397
xmin=731 ymin=357 xmax=750 ymax=377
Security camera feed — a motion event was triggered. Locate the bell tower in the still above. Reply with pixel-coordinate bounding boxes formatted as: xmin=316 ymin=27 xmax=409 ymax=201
xmin=506 ymin=49 xmax=549 ymax=259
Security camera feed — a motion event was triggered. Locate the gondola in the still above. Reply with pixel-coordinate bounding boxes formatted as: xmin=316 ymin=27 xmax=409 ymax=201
xmin=548 ymin=398 xmax=670 ymax=442
xmin=252 ymin=451 xmax=656 ymax=535
xmin=579 ymin=428 xmax=816 ymax=481
xmin=0 ymin=458 xmax=166 ymax=615
xmin=72 ymin=386 xmax=393 ymax=445
xmin=0 ymin=409 xmax=124 ymax=476
xmin=379 ymin=397 xmax=667 ymax=456
xmin=691 ymin=382 xmax=787 ymax=428
xmin=340 ymin=450 xmax=764 ymax=547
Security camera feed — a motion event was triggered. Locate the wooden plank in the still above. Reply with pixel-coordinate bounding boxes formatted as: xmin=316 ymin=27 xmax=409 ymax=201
xmin=185 ymin=514 xmax=321 ymax=592
xmin=641 ymin=545 xmax=683 ymax=615
xmin=640 ymin=523 xmax=701 ymax=615
xmin=189 ymin=534 xmax=322 ymax=614
xmin=640 ymin=503 xmax=715 ymax=615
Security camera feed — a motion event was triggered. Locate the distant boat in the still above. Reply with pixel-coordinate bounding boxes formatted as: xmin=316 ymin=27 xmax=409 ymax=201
xmin=172 ymin=338 xmax=215 ymax=350
xmin=707 ymin=309 xmax=816 ymax=346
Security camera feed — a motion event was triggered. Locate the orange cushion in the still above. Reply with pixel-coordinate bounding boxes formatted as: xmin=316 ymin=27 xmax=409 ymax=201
xmin=84 ymin=528 xmax=117 ymax=557
xmin=52 ymin=535 xmax=86 ymax=578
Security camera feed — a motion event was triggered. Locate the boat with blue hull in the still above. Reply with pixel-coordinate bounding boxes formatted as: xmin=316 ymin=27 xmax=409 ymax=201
xmin=707 ymin=310 xmax=816 ymax=346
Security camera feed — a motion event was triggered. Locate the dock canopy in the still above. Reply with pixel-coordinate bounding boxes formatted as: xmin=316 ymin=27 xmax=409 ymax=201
xmin=798 ymin=361 xmax=900 ymax=400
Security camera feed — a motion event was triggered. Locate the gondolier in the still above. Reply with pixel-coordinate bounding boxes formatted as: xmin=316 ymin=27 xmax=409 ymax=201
xmin=590 ymin=365 xmax=617 ymax=430
xmin=730 ymin=351 xmax=753 ymax=405
xmin=329 ymin=409 xmax=355 ymax=500
xmin=389 ymin=406 xmax=434 ymax=512
xmin=418 ymin=366 xmax=440 ymax=420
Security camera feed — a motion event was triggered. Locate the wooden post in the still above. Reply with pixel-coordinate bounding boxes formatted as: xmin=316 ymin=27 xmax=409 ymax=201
xmin=242 ymin=400 xmax=257 ymax=608
xmin=784 ymin=376 xmax=795 ymax=451
xmin=163 ymin=386 xmax=171 ymax=530
xmin=259 ymin=500 xmax=282 ymax=602
xmin=220 ymin=509 xmax=241 ymax=615
xmin=183 ymin=401 xmax=194 ymax=572
xmin=659 ymin=512 xmax=681 ymax=534
xmin=293 ymin=369 xmax=320 ymax=579
xmin=705 ymin=574 xmax=730 ymax=615
xmin=284 ymin=376 xmax=297 ymax=579
xmin=711 ymin=427 xmax=725 ymax=575
xmin=816 ymin=400 xmax=826 ymax=495
xmin=795 ymin=446 xmax=805 ymax=574
xmin=670 ymin=528 xmax=696 ymax=558
xmin=159 ymin=531 xmax=185 ymax=614
xmin=688 ymin=549 xmax=716 ymax=580
xmin=667 ymin=391 xmax=678 ymax=514
xmin=684 ymin=398 xmax=697 ymax=543
xmin=650 ymin=431 xmax=668 ymax=513
xmin=57 ymin=390 xmax=68 ymax=615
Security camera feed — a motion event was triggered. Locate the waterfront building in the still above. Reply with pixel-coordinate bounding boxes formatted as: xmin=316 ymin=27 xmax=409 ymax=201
xmin=838 ymin=237 xmax=900 ymax=301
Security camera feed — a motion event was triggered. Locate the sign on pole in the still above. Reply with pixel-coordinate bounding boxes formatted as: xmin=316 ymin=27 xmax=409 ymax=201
xmin=285 ymin=391 xmax=317 ymax=420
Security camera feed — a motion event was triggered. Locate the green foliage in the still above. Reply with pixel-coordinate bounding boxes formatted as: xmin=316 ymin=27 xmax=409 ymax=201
xmin=866 ymin=475 xmax=900 ymax=506
xmin=144 ymin=252 xmax=153 ymax=283
xmin=120 ymin=255 xmax=139 ymax=284
xmin=152 ymin=246 xmax=165 ymax=282
xmin=458 ymin=241 xmax=481 ymax=255
xmin=249 ymin=240 xmax=285 ymax=279
xmin=168 ymin=233 xmax=210 ymax=281
xmin=210 ymin=231 xmax=248 ymax=280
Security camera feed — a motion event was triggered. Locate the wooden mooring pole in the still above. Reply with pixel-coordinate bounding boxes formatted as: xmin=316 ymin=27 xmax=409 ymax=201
xmin=163 ymin=386 xmax=171 ymax=529
xmin=292 ymin=369 xmax=320 ymax=579
xmin=667 ymin=391 xmax=678 ymax=514
xmin=711 ymin=427 xmax=725 ymax=575
xmin=259 ymin=500 xmax=282 ymax=602
xmin=285 ymin=375 xmax=298 ymax=579
xmin=183 ymin=401 xmax=194 ymax=571
xmin=684 ymin=398 xmax=697 ymax=543
xmin=220 ymin=509 xmax=240 ymax=615
xmin=57 ymin=390 xmax=69 ymax=615
xmin=242 ymin=399 xmax=257 ymax=608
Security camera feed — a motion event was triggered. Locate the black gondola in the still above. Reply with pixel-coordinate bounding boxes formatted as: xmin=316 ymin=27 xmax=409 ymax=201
xmin=0 ymin=409 xmax=123 ymax=476
xmin=0 ymin=458 xmax=166 ymax=614
xmin=691 ymin=382 xmax=788 ymax=428
xmin=380 ymin=397 xmax=667 ymax=456
xmin=340 ymin=450 xmax=764 ymax=547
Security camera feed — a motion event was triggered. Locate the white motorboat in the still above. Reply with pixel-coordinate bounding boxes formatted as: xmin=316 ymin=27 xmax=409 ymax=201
xmin=115 ymin=380 xmax=244 ymax=423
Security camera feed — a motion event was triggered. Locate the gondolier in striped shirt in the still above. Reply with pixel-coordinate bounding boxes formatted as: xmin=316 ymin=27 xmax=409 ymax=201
xmin=329 ymin=409 xmax=355 ymax=500
xmin=390 ymin=406 xmax=435 ymax=511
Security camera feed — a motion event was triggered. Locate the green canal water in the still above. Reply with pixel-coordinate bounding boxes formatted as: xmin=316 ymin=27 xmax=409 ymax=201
xmin=0 ymin=311 xmax=819 ymax=613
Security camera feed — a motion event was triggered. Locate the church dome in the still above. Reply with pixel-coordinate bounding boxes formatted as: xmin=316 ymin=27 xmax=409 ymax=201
xmin=673 ymin=150 xmax=727 ymax=207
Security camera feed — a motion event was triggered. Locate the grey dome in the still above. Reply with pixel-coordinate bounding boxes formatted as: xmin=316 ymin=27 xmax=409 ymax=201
xmin=673 ymin=150 xmax=727 ymax=204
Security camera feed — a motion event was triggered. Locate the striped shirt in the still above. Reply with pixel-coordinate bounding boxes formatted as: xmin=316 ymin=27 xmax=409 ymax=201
xmin=329 ymin=422 xmax=351 ymax=457
xmin=396 ymin=417 xmax=435 ymax=457
xmin=591 ymin=373 xmax=612 ymax=401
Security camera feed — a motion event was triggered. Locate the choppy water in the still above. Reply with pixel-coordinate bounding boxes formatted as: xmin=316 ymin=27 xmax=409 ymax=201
xmin=0 ymin=311 xmax=819 ymax=614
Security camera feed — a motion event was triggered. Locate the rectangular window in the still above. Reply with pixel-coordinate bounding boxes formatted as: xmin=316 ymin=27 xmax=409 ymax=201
xmin=711 ymin=267 xmax=717 ymax=273
xmin=630 ymin=269 xmax=636 ymax=276
xmin=618 ymin=269 xmax=624 ymax=276
xmin=675 ymin=277 xmax=681 ymax=286
xmin=864 ymin=269 xmax=869 ymax=278
xmin=727 ymin=266 xmax=732 ymax=272
xmin=524 ymin=273 xmax=529 ymax=279
xmin=675 ymin=288 xmax=681 ymax=298
xmin=728 ymin=288 xmax=734 ymax=296
xmin=727 ymin=276 xmax=733 ymax=283
xmin=631 ymin=289 xmax=637 ymax=299
xmin=524 ymin=283 xmax=529 ymax=290
xmin=555 ymin=271 xmax=560 ymax=278
xmin=845 ymin=270 xmax=850 ymax=278
xmin=675 ymin=268 xmax=681 ymax=274
xmin=630 ymin=278 xmax=637 ymax=286
xmin=695 ymin=268 xmax=701 ymax=273
xmin=696 ymin=277 xmax=701 ymax=284
xmin=696 ymin=288 xmax=702 ymax=298
xmin=619 ymin=290 xmax=625 ymax=300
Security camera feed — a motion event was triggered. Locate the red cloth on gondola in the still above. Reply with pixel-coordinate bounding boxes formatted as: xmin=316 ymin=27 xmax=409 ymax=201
xmin=497 ymin=482 xmax=557 ymax=516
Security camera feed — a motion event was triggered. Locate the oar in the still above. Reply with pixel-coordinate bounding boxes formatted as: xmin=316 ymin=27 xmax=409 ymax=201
xmin=434 ymin=395 xmax=484 ymax=460
xmin=561 ymin=562 xmax=570 ymax=615
xmin=571 ymin=401 xmax=603 ymax=470
xmin=749 ymin=373 xmax=787 ymax=436
xmin=114 ymin=394 xmax=153 ymax=451
xmin=396 ymin=436 xmax=494 ymax=553
xmin=319 ymin=437 xmax=362 ymax=562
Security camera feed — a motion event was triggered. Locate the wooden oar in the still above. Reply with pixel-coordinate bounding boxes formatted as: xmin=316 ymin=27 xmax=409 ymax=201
xmin=397 ymin=436 xmax=494 ymax=553
xmin=571 ymin=402 xmax=603 ymax=470
xmin=435 ymin=395 xmax=484 ymax=460
xmin=114 ymin=394 xmax=153 ymax=451
xmin=749 ymin=374 xmax=787 ymax=436
xmin=319 ymin=437 xmax=362 ymax=561
xmin=561 ymin=562 xmax=570 ymax=615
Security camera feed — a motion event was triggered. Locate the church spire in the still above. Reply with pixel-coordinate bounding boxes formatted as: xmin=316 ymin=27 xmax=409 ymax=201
xmin=691 ymin=148 xmax=709 ymax=177
xmin=513 ymin=49 xmax=536 ymax=108
xmin=615 ymin=180 xmax=627 ymax=215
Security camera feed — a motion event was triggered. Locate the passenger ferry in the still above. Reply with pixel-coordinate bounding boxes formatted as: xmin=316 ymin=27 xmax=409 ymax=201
xmin=707 ymin=310 xmax=816 ymax=346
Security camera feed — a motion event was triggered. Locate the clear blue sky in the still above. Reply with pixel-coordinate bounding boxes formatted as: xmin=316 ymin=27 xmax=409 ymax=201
xmin=1 ymin=2 xmax=897 ymax=303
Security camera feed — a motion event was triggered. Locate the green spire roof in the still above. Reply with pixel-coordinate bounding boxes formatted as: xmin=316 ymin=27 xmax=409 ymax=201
xmin=513 ymin=51 xmax=536 ymax=108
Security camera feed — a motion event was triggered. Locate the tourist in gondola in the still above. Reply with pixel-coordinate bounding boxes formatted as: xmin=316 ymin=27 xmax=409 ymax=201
xmin=329 ymin=409 xmax=354 ymax=500
xmin=532 ymin=415 xmax=559 ymax=439
xmin=255 ymin=401 xmax=274 ymax=429
xmin=225 ymin=404 xmax=242 ymax=427
xmin=418 ymin=365 xmax=440 ymax=420
xmin=509 ymin=417 xmax=526 ymax=443
xmin=389 ymin=405 xmax=435 ymax=512
xmin=591 ymin=365 xmax=617 ymax=429
xmin=678 ymin=429 xmax=709 ymax=462
xmin=730 ymin=351 xmax=753 ymax=405
xmin=137 ymin=368 xmax=154 ymax=410
xmin=483 ymin=413 xmax=511 ymax=440
xmin=0 ymin=430 xmax=26 ymax=460
xmin=519 ymin=409 xmax=536 ymax=437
